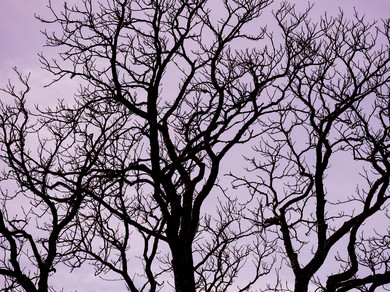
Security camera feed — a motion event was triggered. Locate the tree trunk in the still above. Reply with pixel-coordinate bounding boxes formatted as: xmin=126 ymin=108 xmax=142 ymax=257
xmin=294 ymin=285 xmax=309 ymax=292
xmin=170 ymin=241 xmax=196 ymax=292
xmin=294 ymin=274 xmax=310 ymax=292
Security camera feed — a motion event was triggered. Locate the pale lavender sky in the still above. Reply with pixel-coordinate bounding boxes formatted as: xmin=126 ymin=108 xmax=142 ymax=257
xmin=0 ymin=0 xmax=389 ymax=291
xmin=1 ymin=0 xmax=389 ymax=79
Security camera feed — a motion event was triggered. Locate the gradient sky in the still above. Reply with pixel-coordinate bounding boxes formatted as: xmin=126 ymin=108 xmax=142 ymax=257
xmin=0 ymin=0 xmax=390 ymax=291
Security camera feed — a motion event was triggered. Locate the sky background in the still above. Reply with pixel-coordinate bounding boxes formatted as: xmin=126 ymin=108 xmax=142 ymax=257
xmin=0 ymin=0 xmax=390 ymax=291
xmin=1 ymin=0 xmax=390 ymax=101
xmin=1 ymin=0 xmax=390 ymax=82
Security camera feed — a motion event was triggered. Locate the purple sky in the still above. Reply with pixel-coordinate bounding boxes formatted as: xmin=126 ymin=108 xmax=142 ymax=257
xmin=1 ymin=0 xmax=389 ymax=92
xmin=0 ymin=0 xmax=390 ymax=291
xmin=1 ymin=0 xmax=390 ymax=80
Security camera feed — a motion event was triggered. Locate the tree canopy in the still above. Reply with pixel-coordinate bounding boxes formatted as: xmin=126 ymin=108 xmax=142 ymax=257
xmin=0 ymin=1 xmax=390 ymax=291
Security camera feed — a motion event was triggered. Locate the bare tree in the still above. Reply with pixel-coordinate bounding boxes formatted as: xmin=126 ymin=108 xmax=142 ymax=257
xmin=232 ymin=8 xmax=390 ymax=292
xmin=1 ymin=1 xmax=389 ymax=292
xmin=0 ymin=71 xmax=88 ymax=291
xmin=0 ymin=0 xmax=288 ymax=291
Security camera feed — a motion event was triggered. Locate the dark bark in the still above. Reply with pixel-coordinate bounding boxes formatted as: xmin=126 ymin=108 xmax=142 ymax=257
xmin=170 ymin=240 xmax=196 ymax=292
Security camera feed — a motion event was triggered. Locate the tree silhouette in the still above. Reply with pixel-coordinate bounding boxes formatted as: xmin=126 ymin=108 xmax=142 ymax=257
xmin=0 ymin=1 xmax=389 ymax=292
xmin=232 ymin=8 xmax=390 ymax=292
